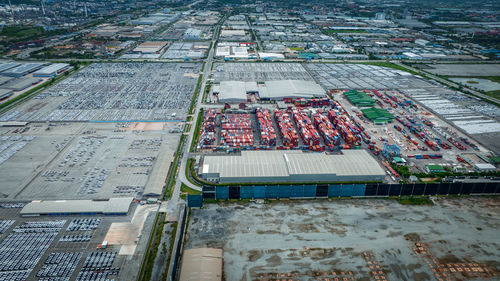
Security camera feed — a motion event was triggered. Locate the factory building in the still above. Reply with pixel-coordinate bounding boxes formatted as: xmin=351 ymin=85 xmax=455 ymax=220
xmin=0 ymin=62 xmax=21 ymax=73
xmin=200 ymin=150 xmax=386 ymax=183
xmin=33 ymin=63 xmax=71 ymax=77
xmin=2 ymin=77 xmax=42 ymax=91
xmin=184 ymin=28 xmax=203 ymax=40
xmin=133 ymin=41 xmax=169 ymax=54
xmin=20 ymin=197 xmax=134 ymax=216
xmin=0 ymin=88 xmax=13 ymax=100
xmin=1 ymin=63 xmax=46 ymax=77
xmin=213 ymin=80 xmax=325 ymax=103
xmin=260 ymin=80 xmax=326 ymax=100
xmin=212 ymin=81 xmax=258 ymax=103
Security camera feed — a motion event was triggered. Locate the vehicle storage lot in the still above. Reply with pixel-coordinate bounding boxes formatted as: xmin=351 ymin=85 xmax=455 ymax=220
xmin=420 ymin=64 xmax=500 ymax=76
xmin=0 ymin=63 xmax=201 ymax=122
xmin=186 ymin=198 xmax=500 ymax=281
xmin=213 ymin=62 xmax=314 ymax=83
xmin=0 ymin=204 xmax=155 ymax=281
xmin=0 ymin=122 xmax=181 ymax=200
xmin=304 ymin=63 xmax=500 ymax=154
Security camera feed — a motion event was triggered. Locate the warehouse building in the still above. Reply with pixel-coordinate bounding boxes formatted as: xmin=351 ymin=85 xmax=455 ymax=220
xmin=213 ymin=80 xmax=325 ymax=103
xmin=212 ymin=81 xmax=258 ymax=103
xmin=179 ymin=248 xmax=222 ymax=281
xmin=200 ymin=150 xmax=386 ymax=183
xmin=184 ymin=28 xmax=203 ymax=40
xmin=0 ymin=88 xmax=13 ymax=100
xmin=1 ymin=62 xmax=46 ymax=77
xmin=133 ymin=41 xmax=169 ymax=54
xmin=0 ymin=76 xmax=13 ymax=86
xmin=2 ymin=77 xmax=42 ymax=91
xmin=33 ymin=63 xmax=71 ymax=77
xmin=0 ymin=62 xmax=21 ymax=73
xmin=20 ymin=197 xmax=134 ymax=216
xmin=260 ymin=80 xmax=326 ymax=100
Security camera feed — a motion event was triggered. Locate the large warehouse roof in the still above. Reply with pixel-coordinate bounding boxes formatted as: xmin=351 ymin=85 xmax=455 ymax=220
xmin=261 ymin=80 xmax=325 ymax=99
xmin=1 ymin=63 xmax=46 ymax=76
xmin=179 ymin=248 xmax=222 ymax=281
xmin=213 ymin=79 xmax=325 ymax=103
xmin=33 ymin=63 xmax=70 ymax=76
xmin=213 ymin=81 xmax=257 ymax=102
xmin=3 ymin=77 xmax=41 ymax=91
xmin=0 ymin=62 xmax=21 ymax=73
xmin=20 ymin=197 xmax=134 ymax=216
xmin=202 ymin=150 xmax=386 ymax=183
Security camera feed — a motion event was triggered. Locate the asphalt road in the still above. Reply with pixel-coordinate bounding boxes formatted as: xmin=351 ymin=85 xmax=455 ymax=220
xmin=165 ymin=12 xmax=227 ymax=214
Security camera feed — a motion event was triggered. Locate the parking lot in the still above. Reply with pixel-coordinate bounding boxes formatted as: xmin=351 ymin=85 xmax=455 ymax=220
xmin=185 ymin=197 xmax=500 ymax=281
xmin=212 ymin=63 xmax=314 ymax=83
xmin=0 ymin=122 xmax=181 ymax=200
xmin=0 ymin=202 xmax=157 ymax=281
xmin=419 ymin=64 xmax=500 ymax=76
xmin=0 ymin=63 xmax=201 ymax=122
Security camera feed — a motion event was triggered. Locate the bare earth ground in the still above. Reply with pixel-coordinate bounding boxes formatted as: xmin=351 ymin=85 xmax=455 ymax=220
xmin=123 ymin=122 xmax=165 ymax=131
xmin=105 ymin=204 xmax=157 ymax=255
xmin=185 ymin=197 xmax=500 ymax=281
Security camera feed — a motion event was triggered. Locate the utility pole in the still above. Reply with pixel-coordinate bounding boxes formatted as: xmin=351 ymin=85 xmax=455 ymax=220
xmin=41 ymin=0 xmax=46 ymax=15
xmin=8 ymin=0 xmax=15 ymax=21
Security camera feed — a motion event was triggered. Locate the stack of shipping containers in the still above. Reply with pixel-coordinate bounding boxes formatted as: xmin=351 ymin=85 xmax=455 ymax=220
xmin=312 ymin=110 xmax=341 ymax=148
xmin=290 ymin=108 xmax=321 ymax=147
xmin=220 ymin=113 xmax=254 ymax=147
xmin=199 ymin=109 xmax=217 ymax=148
xmin=274 ymin=109 xmax=299 ymax=148
xmin=256 ymin=108 xmax=277 ymax=146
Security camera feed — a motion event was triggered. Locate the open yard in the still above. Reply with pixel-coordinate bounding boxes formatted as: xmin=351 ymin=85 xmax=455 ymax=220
xmin=186 ymin=197 xmax=499 ymax=281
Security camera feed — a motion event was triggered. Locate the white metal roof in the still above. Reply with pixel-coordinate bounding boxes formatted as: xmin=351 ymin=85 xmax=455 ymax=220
xmin=33 ymin=63 xmax=70 ymax=75
xmin=261 ymin=80 xmax=326 ymax=99
xmin=202 ymin=150 xmax=385 ymax=179
xmin=20 ymin=197 xmax=133 ymax=215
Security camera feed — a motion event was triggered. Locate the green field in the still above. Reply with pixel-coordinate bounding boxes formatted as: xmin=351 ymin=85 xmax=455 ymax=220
xmin=0 ymin=25 xmax=45 ymax=38
xmin=485 ymin=90 xmax=500 ymax=100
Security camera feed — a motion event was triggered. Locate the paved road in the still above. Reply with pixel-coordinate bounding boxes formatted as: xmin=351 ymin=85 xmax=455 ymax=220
xmin=392 ymin=61 xmax=500 ymax=104
xmin=165 ymin=12 xmax=227 ymax=213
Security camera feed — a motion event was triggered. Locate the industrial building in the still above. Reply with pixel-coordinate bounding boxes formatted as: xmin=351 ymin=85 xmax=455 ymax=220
xmin=0 ymin=62 xmax=21 ymax=73
xmin=215 ymin=45 xmax=249 ymax=58
xmin=1 ymin=63 xmax=46 ymax=77
xmin=179 ymin=248 xmax=222 ymax=281
xmin=33 ymin=63 xmax=71 ymax=77
xmin=133 ymin=41 xmax=169 ymax=54
xmin=200 ymin=150 xmax=386 ymax=183
xmin=0 ymin=76 xmax=13 ymax=86
xmin=20 ymin=197 xmax=134 ymax=216
xmin=213 ymin=80 xmax=325 ymax=103
xmin=2 ymin=77 xmax=42 ymax=91
xmin=184 ymin=28 xmax=203 ymax=40
xmin=212 ymin=81 xmax=258 ymax=103
xmin=0 ymin=88 xmax=13 ymax=100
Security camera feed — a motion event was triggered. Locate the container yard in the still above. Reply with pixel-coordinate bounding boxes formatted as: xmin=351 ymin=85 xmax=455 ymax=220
xmin=0 ymin=122 xmax=181 ymax=200
xmin=196 ymin=90 xmax=495 ymax=180
xmin=220 ymin=113 xmax=254 ymax=147
xmin=196 ymin=61 xmax=499 ymax=181
xmin=302 ymin=63 xmax=500 ymax=154
xmin=0 ymin=63 xmax=202 ymax=122
xmin=185 ymin=198 xmax=500 ymax=281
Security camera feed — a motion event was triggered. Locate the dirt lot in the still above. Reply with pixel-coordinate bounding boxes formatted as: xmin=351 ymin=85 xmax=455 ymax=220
xmin=185 ymin=197 xmax=500 ymax=281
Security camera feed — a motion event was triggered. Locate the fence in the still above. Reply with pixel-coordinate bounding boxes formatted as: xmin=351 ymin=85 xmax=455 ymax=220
xmin=168 ymin=205 xmax=188 ymax=281
xmin=200 ymin=182 xmax=500 ymax=201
